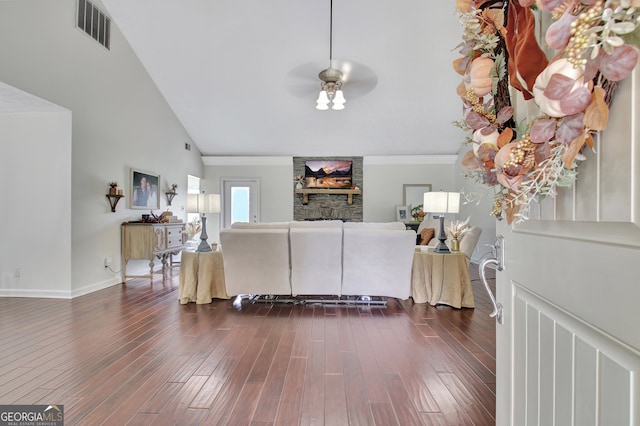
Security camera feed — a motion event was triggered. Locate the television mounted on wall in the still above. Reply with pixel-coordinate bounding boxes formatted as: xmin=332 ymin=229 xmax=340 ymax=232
xmin=304 ymin=160 xmax=352 ymax=189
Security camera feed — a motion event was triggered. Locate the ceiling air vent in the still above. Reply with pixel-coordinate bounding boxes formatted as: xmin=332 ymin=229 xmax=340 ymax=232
xmin=77 ymin=0 xmax=111 ymax=50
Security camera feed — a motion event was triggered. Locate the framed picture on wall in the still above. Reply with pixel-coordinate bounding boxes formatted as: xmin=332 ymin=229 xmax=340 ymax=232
xmin=396 ymin=205 xmax=409 ymax=223
xmin=130 ymin=169 xmax=160 ymax=210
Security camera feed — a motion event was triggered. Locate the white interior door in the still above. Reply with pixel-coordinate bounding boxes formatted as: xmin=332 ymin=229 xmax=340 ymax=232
xmin=222 ymin=178 xmax=260 ymax=228
xmin=493 ymin=69 xmax=640 ymax=425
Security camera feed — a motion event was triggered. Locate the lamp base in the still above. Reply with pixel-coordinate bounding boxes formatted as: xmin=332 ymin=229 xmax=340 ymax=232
xmin=433 ymin=215 xmax=450 ymax=254
xmin=195 ymin=215 xmax=212 ymax=252
xmin=433 ymin=241 xmax=451 ymax=254
xmin=195 ymin=239 xmax=212 ymax=252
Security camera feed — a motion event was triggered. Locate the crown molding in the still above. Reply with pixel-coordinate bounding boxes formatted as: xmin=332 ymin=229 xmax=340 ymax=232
xmin=202 ymin=156 xmax=293 ymax=166
xmin=202 ymin=154 xmax=458 ymax=166
xmin=363 ymin=155 xmax=458 ymax=165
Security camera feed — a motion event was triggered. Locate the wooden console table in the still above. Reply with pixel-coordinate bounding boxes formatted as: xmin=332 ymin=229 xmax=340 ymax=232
xmin=179 ymin=251 xmax=229 ymax=304
xmin=121 ymin=222 xmax=186 ymax=282
xmin=411 ymin=248 xmax=474 ymax=308
xmin=295 ymin=188 xmax=361 ymax=205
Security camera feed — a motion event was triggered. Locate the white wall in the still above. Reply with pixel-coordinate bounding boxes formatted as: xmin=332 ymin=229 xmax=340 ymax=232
xmin=0 ymin=87 xmax=72 ymax=297
xmin=0 ymin=0 xmax=203 ymax=297
xmin=202 ymin=157 xmax=294 ymax=243
xmin=362 ymin=156 xmax=459 ymax=222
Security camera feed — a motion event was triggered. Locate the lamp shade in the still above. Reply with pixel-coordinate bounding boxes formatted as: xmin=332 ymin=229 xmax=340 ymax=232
xmin=423 ymin=192 xmax=460 ymax=214
xmin=186 ymin=193 xmax=220 ymax=214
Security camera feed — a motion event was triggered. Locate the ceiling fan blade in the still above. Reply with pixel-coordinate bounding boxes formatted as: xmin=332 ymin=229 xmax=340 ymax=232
xmin=283 ymin=61 xmax=325 ymax=98
xmin=332 ymin=59 xmax=378 ymax=100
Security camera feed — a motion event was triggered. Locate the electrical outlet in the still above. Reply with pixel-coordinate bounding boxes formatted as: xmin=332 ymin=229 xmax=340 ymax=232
xmin=104 ymin=257 xmax=112 ymax=268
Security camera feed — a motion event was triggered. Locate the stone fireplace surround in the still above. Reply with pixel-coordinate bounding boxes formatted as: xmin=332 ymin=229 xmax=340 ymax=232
xmin=293 ymin=156 xmax=363 ymax=222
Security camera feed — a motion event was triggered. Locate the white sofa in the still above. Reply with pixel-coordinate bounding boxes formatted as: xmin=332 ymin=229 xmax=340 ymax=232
xmin=219 ymin=221 xmax=416 ymax=299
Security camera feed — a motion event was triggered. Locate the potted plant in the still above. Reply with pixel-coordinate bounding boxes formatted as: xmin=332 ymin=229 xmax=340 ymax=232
xmin=411 ymin=204 xmax=425 ymax=222
xmin=108 ymin=181 xmax=118 ymax=195
xmin=446 ymin=217 xmax=470 ymax=252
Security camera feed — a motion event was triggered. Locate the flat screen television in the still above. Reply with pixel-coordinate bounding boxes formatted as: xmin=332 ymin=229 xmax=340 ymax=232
xmin=304 ymin=160 xmax=352 ymax=189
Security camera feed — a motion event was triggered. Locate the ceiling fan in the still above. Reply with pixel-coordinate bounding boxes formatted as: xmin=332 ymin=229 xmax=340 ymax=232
xmin=283 ymin=0 xmax=377 ymax=108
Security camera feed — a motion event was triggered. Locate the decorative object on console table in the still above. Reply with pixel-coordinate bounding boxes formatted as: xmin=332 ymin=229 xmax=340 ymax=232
xmin=446 ymin=217 xmax=470 ymax=253
xmin=411 ymin=204 xmax=425 ymax=222
xmin=423 ymin=191 xmax=460 ymax=254
xmin=184 ymin=218 xmax=202 ymax=250
xmin=187 ymin=193 xmax=220 ymax=252
xmin=165 ymin=183 xmax=178 ymax=206
xmin=294 ymin=174 xmax=304 ymax=190
xmin=395 ymin=205 xmax=409 ymax=222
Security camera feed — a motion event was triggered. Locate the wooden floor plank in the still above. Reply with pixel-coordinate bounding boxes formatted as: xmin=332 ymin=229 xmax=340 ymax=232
xmin=274 ymin=356 xmax=306 ymax=426
xmin=300 ymin=340 xmax=325 ymax=425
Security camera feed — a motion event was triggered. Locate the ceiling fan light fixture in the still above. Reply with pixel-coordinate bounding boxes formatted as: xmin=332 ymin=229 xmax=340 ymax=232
xmin=316 ymin=96 xmax=330 ymax=110
xmin=316 ymin=89 xmax=330 ymax=105
xmin=316 ymin=70 xmax=346 ymax=111
xmin=333 ymin=89 xmax=346 ymax=105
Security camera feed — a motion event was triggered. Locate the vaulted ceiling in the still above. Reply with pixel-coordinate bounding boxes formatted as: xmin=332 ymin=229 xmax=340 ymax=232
xmin=101 ymin=0 xmax=464 ymax=157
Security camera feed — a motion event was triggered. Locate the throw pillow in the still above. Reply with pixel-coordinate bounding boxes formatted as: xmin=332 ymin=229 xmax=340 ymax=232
xmin=420 ymin=227 xmax=435 ymax=245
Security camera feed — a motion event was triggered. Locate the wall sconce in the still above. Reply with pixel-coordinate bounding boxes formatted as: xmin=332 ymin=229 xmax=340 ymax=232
xmin=106 ymin=181 xmax=124 ymax=212
xmin=165 ymin=183 xmax=178 ymax=206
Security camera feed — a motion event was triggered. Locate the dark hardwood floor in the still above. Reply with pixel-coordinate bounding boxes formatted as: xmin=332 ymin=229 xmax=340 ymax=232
xmin=0 ymin=266 xmax=496 ymax=425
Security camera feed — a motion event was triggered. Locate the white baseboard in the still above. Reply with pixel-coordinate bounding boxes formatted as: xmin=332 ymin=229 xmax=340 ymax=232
xmin=71 ymin=276 xmax=122 ymax=298
xmin=0 ymin=276 xmax=122 ymax=299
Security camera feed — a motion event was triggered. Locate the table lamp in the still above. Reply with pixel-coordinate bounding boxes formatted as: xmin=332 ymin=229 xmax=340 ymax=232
xmin=423 ymin=191 xmax=460 ymax=253
xmin=186 ymin=193 xmax=220 ymax=252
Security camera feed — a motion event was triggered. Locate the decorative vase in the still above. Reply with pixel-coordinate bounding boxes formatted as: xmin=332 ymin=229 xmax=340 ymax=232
xmin=109 ymin=187 xmax=117 ymax=195
xmin=451 ymin=238 xmax=460 ymax=252
xmin=296 ymin=182 xmax=303 ymax=189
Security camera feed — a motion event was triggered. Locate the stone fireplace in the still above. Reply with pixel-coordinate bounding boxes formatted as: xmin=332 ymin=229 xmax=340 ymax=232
xmin=293 ymin=156 xmax=363 ymax=222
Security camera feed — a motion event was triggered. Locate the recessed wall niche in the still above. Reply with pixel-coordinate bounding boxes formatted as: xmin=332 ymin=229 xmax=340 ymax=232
xmin=293 ymin=156 xmax=363 ymax=222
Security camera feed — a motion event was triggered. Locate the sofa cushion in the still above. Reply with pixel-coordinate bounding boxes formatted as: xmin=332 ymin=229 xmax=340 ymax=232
xmin=290 ymin=227 xmax=343 ymax=296
xmin=230 ymin=221 xmax=290 ymax=229
xmin=343 ymin=221 xmax=407 ymax=230
xmin=289 ymin=220 xmax=343 ymax=228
